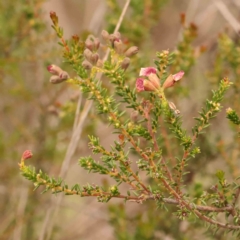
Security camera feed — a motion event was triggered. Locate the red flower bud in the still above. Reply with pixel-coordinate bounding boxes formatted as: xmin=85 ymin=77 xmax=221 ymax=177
xmin=22 ymin=150 xmax=33 ymax=160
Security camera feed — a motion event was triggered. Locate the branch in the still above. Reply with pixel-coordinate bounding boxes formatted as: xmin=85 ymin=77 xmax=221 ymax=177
xmin=40 ymin=1 xmax=132 ymax=239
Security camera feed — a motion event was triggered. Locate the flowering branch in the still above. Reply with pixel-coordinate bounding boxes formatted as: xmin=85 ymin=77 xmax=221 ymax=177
xmin=18 ymin=11 xmax=240 ymax=235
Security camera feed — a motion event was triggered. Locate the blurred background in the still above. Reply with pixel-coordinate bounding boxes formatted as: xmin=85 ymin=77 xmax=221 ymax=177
xmin=1 ymin=0 xmax=240 ymax=239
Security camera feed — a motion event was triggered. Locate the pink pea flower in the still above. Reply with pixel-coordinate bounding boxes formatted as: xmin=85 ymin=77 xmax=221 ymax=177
xmin=136 ymin=78 xmax=145 ymax=92
xmin=22 ymin=150 xmax=33 ymax=161
xmin=136 ymin=67 xmax=160 ymax=92
xmin=162 ymin=70 xmax=185 ymax=89
xmin=136 ymin=78 xmax=158 ymax=92
xmin=172 ymin=70 xmax=184 ymax=81
xmin=139 ymin=67 xmax=157 ymax=76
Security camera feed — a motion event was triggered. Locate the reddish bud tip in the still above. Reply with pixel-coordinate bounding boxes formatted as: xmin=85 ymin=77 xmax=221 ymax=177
xmin=22 ymin=150 xmax=33 ymax=160
xmin=72 ymin=34 xmax=80 ymax=43
xmin=180 ymin=13 xmax=186 ymax=25
xmin=47 ymin=64 xmax=63 ymax=75
xmin=50 ymin=11 xmax=58 ymax=26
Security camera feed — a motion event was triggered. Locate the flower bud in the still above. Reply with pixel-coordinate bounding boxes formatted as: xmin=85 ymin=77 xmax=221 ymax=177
xmin=85 ymin=35 xmax=100 ymax=51
xmin=72 ymin=34 xmax=80 ymax=43
xmin=114 ymin=40 xmax=124 ymax=54
xmin=82 ymin=60 xmax=92 ymax=70
xmin=47 ymin=64 xmax=63 ymax=75
xmin=101 ymin=30 xmax=109 ymax=41
xmin=85 ymin=38 xmax=94 ymax=51
xmin=94 ymin=38 xmax=100 ymax=50
xmin=50 ymin=75 xmax=67 ymax=84
xmin=109 ymin=33 xmax=121 ymax=43
xmin=22 ymin=150 xmax=33 ymax=160
xmin=50 ymin=11 xmax=58 ymax=26
xmin=90 ymin=53 xmax=99 ymax=65
xmin=168 ymin=101 xmax=180 ymax=115
xmin=59 ymin=71 xmax=69 ymax=80
xmin=121 ymin=57 xmax=130 ymax=70
xmin=84 ymin=48 xmax=93 ymax=61
xmin=125 ymin=46 xmax=139 ymax=57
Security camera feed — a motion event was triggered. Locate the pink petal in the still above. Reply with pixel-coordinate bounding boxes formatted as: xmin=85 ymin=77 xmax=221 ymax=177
xmin=22 ymin=150 xmax=33 ymax=160
xmin=139 ymin=67 xmax=157 ymax=76
xmin=136 ymin=78 xmax=145 ymax=92
xmin=172 ymin=70 xmax=184 ymax=81
xmin=143 ymin=80 xmax=157 ymax=91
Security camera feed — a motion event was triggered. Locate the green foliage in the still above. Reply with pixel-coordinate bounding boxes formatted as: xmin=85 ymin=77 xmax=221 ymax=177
xmin=9 ymin=1 xmax=240 ymax=239
xmin=19 ymin=11 xmax=240 ymax=235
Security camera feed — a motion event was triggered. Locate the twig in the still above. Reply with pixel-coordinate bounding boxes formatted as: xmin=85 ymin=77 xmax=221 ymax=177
xmin=36 ymin=174 xmax=240 ymax=230
xmin=114 ymin=0 xmax=131 ymax=34
xmin=39 ymin=1 xmax=132 ymax=239
xmin=233 ymin=186 xmax=240 ymax=207
xmin=73 ymin=93 xmax=82 ymax=130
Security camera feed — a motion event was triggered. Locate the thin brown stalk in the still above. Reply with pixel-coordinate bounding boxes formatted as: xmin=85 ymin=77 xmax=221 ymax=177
xmin=213 ymin=0 xmax=240 ymax=35
xmin=37 ymin=174 xmax=240 ymax=230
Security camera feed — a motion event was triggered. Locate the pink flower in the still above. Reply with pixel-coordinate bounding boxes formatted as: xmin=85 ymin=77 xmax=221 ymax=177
xmin=136 ymin=78 xmax=158 ymax=92
xmin=136 ymin=67 xmax=160 ymax=92
xmin=22 ymin=150 xmax=33 ymax=160
xmin=172 ymin=70 xmax=184 ymax=81
xmin=139 ymin=67 xmax=157 ymax=76
xmin=136 ymin=78 xmax=145 ymax=92
xmin=148 ymin=73 xmax=160 ymax=89
xmin=162 ymin=70 xmax=185 ymax=89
